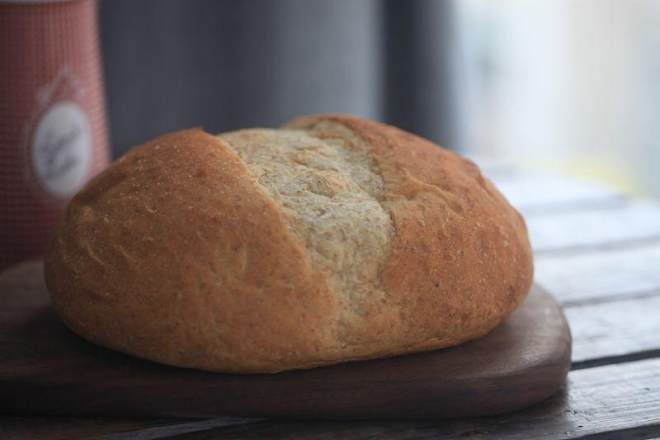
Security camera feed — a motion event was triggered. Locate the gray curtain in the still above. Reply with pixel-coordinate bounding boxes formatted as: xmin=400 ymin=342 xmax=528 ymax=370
xmin=101 ymin=0 xmax=454 ymax=156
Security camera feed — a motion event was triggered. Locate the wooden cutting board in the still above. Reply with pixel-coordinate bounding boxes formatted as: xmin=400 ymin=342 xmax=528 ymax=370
xmin=0 ymin=261 xmax=571 ymax=419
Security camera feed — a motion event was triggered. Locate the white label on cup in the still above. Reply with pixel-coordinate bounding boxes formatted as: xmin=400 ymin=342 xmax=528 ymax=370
xmin=31 ymin=101 xmax=92 ymax=197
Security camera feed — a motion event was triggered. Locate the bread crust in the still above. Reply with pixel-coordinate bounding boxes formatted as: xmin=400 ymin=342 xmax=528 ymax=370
xmin=46 ymin=116 xmax=533 ymax=373
xmin=289 ymin=116 xmax=534 ymax=356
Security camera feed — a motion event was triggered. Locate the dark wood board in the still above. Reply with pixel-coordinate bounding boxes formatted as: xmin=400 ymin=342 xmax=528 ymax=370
xmin=0 ymin=261 xmax=571 ymax=420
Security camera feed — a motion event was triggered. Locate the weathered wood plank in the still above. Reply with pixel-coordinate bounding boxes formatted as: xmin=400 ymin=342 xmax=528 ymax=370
xmin=488 ymin=171 xmax=623 ymax=215
xmin=0 ymin=417 xmax=176 ymax=440
xmin=535 ymin=244 xmax=660 ymax=304
xmin=99 ymin=418 xmax=259 ymax=440
xmin=0 ymin=417 xmax=258 ymax=440
xmin=567 ymin=294 xmax=660 ymax=365
xmin=166 ymin=358 xmax=660 ymax=440
xmin=528 ymin=202 xmax=660 ymax=254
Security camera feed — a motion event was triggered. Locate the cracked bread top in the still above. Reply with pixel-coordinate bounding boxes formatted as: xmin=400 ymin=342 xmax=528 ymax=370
xmin=45 ymin=114 xmax=533 ymax=373
xmin=219 ymin=128 xmax=393 ymax=328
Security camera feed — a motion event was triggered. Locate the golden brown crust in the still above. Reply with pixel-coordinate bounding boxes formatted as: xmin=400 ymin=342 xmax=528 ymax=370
xmin=289 ymin=115 xmax=534 ymax=356
xmin=46 ymin=117 xmax=533 ymax=373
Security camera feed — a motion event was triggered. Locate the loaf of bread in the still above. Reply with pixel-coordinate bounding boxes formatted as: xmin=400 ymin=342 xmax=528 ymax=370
xmin=45 ymin=114 xmax=533 ymax=373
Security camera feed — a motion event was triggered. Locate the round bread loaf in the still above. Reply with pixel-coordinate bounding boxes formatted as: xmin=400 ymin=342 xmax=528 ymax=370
xmin=45 ymin=114 xmax=533 ymax=373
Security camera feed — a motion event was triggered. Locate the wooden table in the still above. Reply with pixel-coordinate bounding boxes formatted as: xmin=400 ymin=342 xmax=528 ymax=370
xmin=3 ymin=160 xmax=660 ymax=439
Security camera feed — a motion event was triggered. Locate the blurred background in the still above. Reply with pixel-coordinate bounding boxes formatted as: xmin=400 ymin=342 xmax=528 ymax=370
xmin=100 ymin=0 xmax=660 ymax=198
